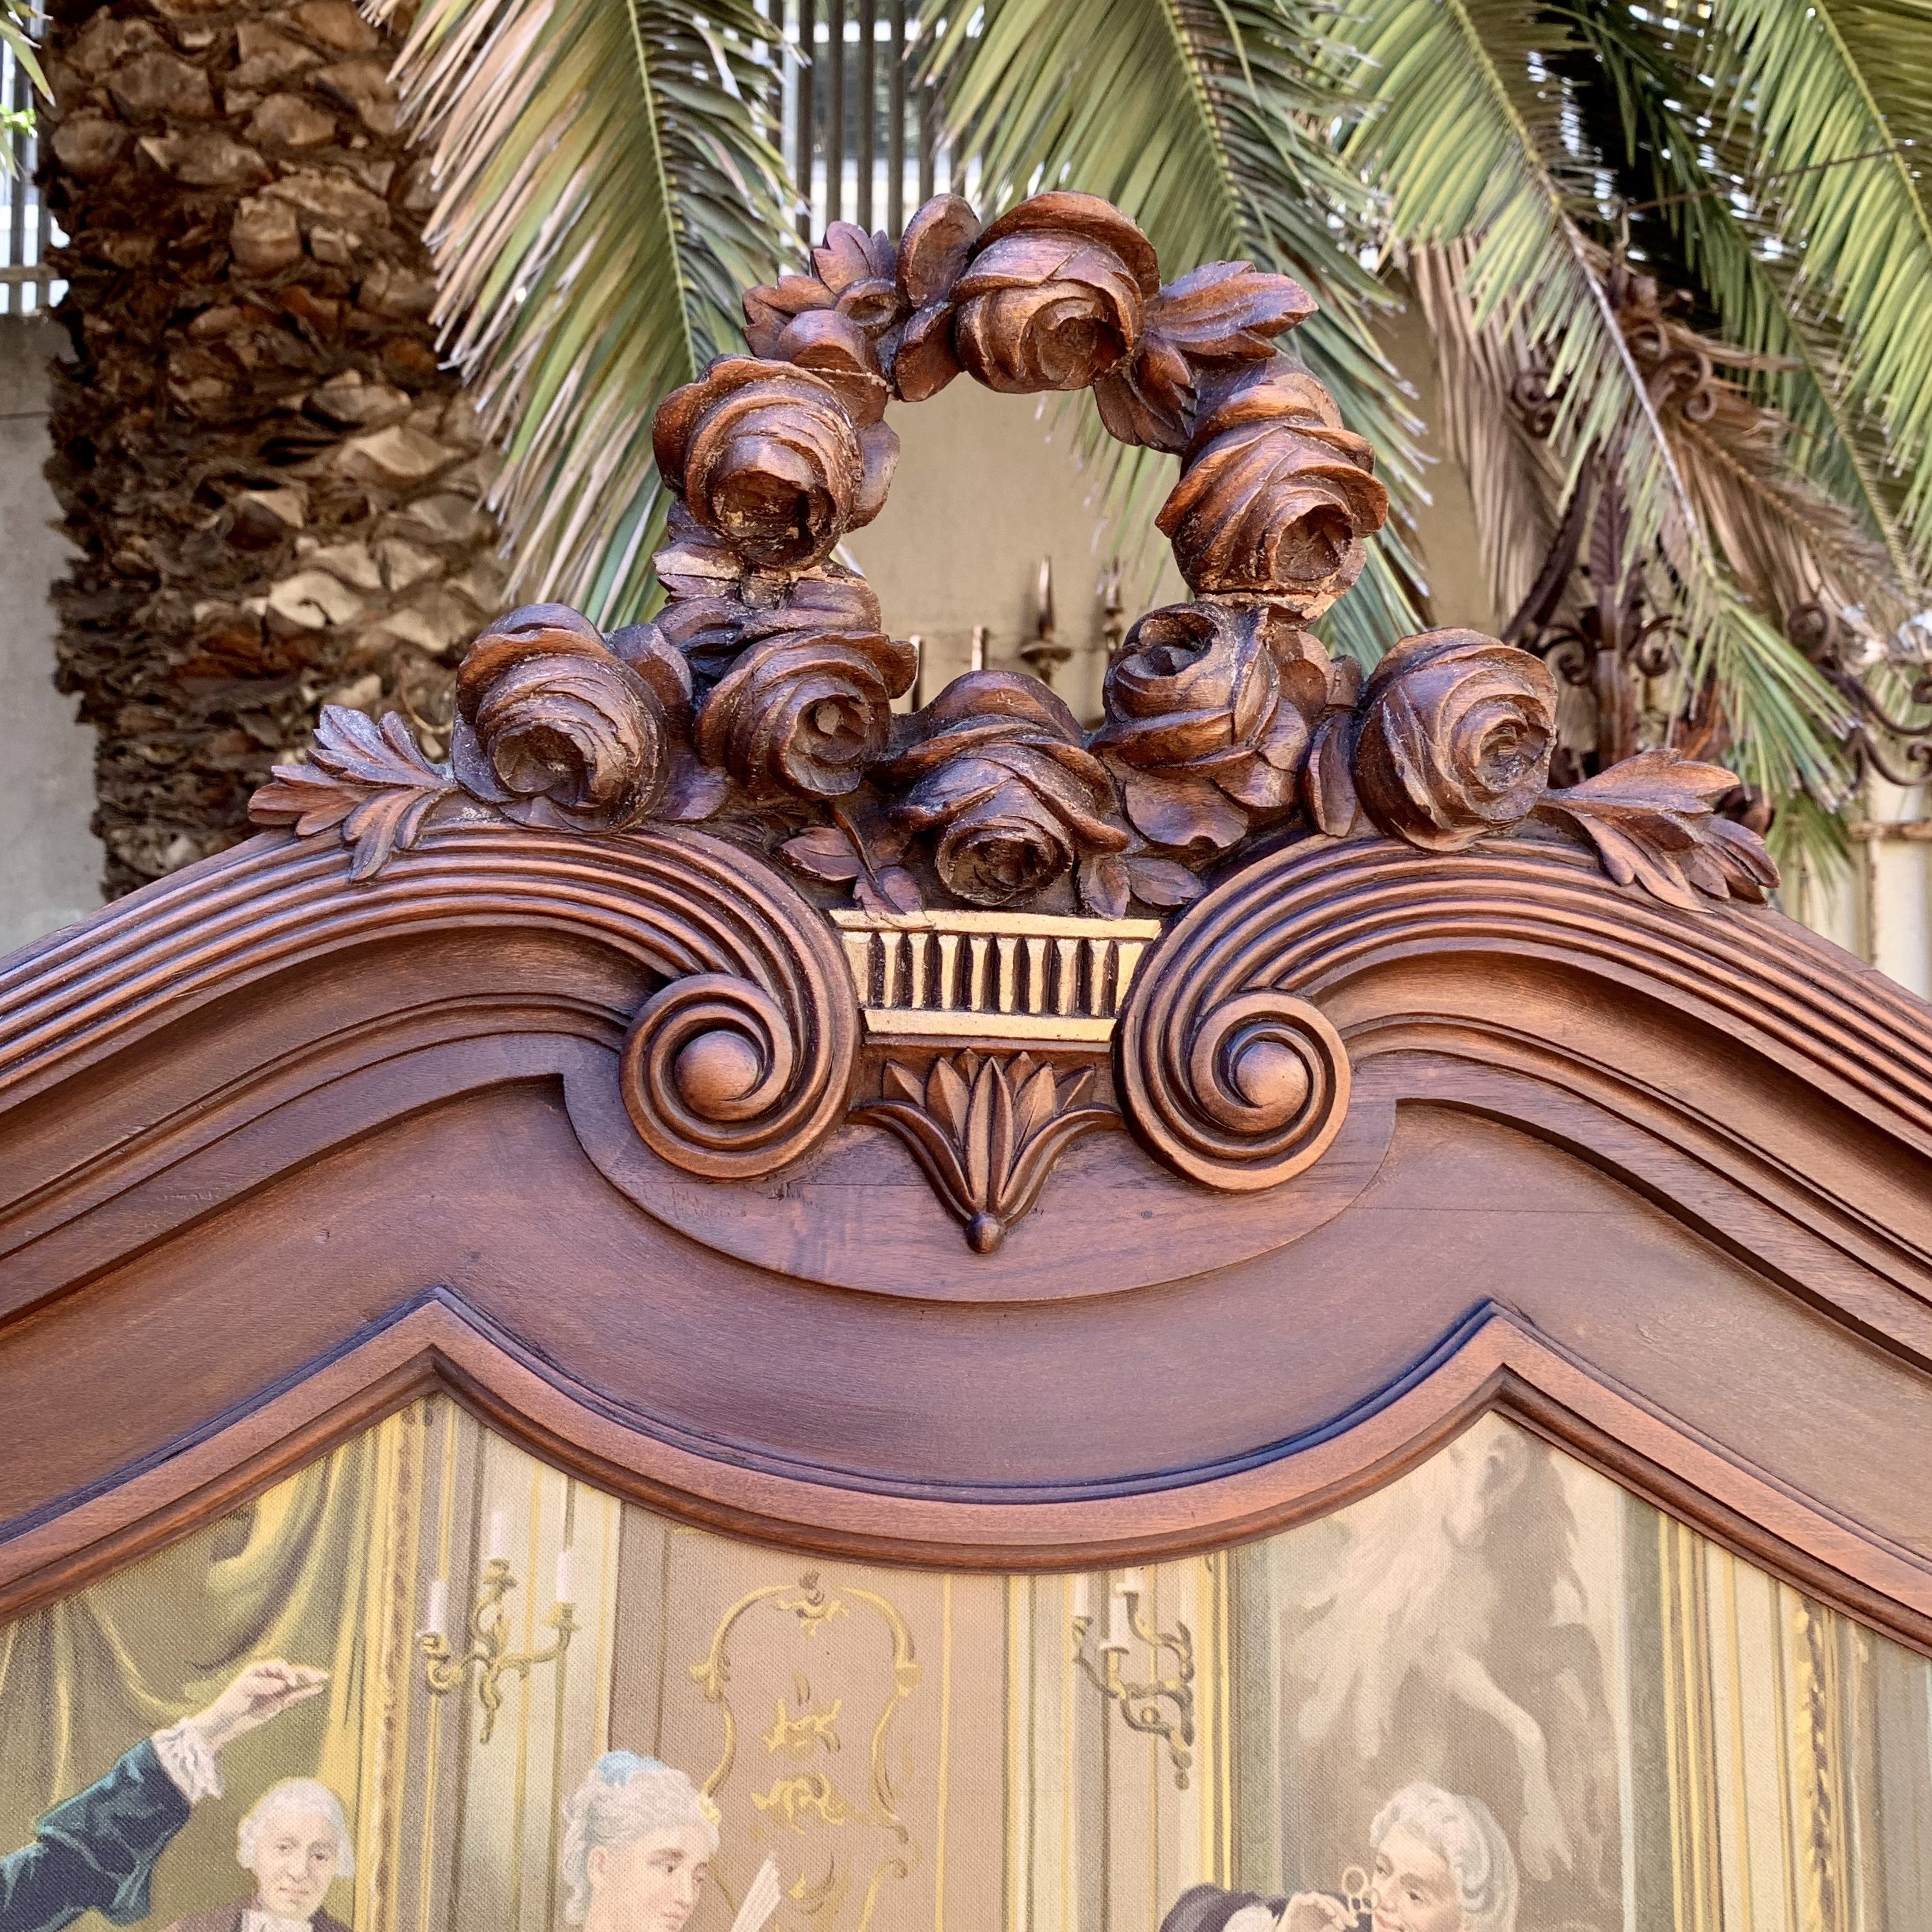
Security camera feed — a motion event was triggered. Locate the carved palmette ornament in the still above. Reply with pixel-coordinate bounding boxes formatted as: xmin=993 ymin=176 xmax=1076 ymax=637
xmin=248 ymin=187 xmax=1781 ymax=1240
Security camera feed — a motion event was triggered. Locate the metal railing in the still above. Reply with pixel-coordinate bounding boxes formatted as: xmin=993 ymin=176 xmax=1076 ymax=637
xmin=0 ymin=34 xmax=58 ymax=314
xmin=0 ymin=6 xmax=960 ymax=314
xmin=0 ymin=29 xmax=56 ymax=313
xmin=773 ymin=0 xmax=970 ymax=243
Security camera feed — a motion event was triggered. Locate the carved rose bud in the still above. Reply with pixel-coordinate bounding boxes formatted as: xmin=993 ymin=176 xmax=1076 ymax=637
xmin=883 ymin=671 xmax=1130 ymax=905
xmin=1353 ymin=628 xmax=1557 ymax=851
xmin=1159 ymin=362 xmax=1390 ymax=612
xmin=1096 ymin=601 xmax=1331 ymax=850
xmin=694 ymin=620 xmax=918 ymax=799
xmin=949 ymin=192 xmax=1160 ymax=394
xmin=451 ymin=604 xmax=692 ymax=832
xmin=652 ymin=356 xmax=898 ymax=572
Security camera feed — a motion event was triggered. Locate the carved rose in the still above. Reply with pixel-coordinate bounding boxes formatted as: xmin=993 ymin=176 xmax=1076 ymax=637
xmin=1096 ymin=601 xmax=1331 ymax=849
xmin=949 ymin=192 xmax=1160 ymax=394
xmin=1353 ymin=628 xmax=1557 ymax=851
xmin=743 ymin=221 xmax=906 ymax=360
xmin=883 ymin=671 xmax=1130 ymax=906
xmin=694 ymin=621 xmax=918 ymax=799
xmin=651 ymin=357 xmax=897 ymax=571
xmin=451 ymin=604 xmax=691 ymax=832
xmin=1159 ymin=362 xmax=1390 ymax=611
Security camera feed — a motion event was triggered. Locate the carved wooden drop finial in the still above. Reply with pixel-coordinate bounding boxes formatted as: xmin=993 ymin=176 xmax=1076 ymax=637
xmin=247 ymin=187 xmax=1779 ymax=1250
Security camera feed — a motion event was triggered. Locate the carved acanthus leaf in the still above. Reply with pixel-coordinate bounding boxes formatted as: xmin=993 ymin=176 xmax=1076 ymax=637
xmin=857 ymin=1053 xmax=1120 ymax=1252
xmin=1533 ymin=749 xmax=1779 ymax=907
xmin=248 ymin=704 xmax=457 ymax=882
xmin=1094 ymin=261 xmax=1316 ymax=451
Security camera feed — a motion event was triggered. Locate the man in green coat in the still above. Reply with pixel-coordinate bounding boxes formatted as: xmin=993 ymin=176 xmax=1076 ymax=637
xmin=0 ymin=1661 xmax=328 ymax=1932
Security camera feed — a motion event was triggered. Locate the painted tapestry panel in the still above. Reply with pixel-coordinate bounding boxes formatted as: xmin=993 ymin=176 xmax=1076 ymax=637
xmin=1 ymin=1403 xmax=1926 ymax=1932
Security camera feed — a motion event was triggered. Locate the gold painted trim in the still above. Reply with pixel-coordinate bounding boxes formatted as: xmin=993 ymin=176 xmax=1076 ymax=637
xmin=832 ymin=909 xmax=1162 ymax=1049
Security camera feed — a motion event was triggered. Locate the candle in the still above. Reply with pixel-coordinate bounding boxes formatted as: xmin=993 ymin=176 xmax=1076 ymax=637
xmin=1105 ymin=1586 xmax=1131 ymax=1651
xmin=1071 ymin=1572 xmax=1092 ymax=1621
xmin=1118 ymin=1567 xmax=1146 ymax=1599
xmin=423 ymin=1578 xmax=448 ymax=1639
xmin=485 ymin=1509 xmax=510 ymax=1562
xmin=555 ymin=1545 xmax=574 ymax=1605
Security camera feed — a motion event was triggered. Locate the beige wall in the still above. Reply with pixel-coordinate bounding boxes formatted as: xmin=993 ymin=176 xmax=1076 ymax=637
xmin=0 ymin=319 xmax=100 ymax=948
xmin=844 ymin=379 xmax=1185 ymax=728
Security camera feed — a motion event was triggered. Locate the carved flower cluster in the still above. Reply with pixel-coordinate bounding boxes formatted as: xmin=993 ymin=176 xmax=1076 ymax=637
xmin=670 ymin=188 xmax=1386 ymax=615
xmin=248 ymin=191 xmax=1778 ymax=916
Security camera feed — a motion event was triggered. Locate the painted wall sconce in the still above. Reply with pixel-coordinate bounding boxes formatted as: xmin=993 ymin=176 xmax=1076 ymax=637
xmin=419 ymin=1515 xmax=579 ymax=1742
xmin=1070 ymin=1569 xmax=1197 ymax=1790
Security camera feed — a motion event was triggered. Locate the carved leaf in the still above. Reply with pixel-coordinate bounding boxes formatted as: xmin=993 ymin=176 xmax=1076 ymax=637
xmin=857 ymin=1050 xmax=1121 ymax=1252
xmin=249 ymin=705 xmax=456 ymax=882
xmin=1093 ymin=262 xmax=1317 ymax=452
xmin=1080 ymin=852 xmax=1132 ymax=918
xmin=1124 ymin=854 xmax=1206 ymax=907
xmin=1119 ymin=768 xmax=1249 ymax=852
xmin=1303 ymin=712 xmax=1362 ymax=838
xmin=898 ymin=195 xmax=981 ymax=307
xmin=1012 ymin=1059 xmax=1060 ymax=1146
xmin=926 ymin=1055 xmax=972 ymax=1142
xmin=1533 ymin=748 xmax=1779 ymax=907
xmin=854 ymin=865 xmax=923 ymax=915
xmin=781 ymin=825 xmax=866 ymax=883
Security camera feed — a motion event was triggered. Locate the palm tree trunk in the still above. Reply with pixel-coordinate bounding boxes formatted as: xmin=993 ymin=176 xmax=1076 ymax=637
xmin=39 ymin=0 xmax=502 ymax=896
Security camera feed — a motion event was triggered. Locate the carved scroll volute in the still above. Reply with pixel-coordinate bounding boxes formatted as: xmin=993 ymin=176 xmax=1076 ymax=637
xmin=1115 ymin=901 xmax=1351 ymax=1192
xmin=613 ymin=835 xmax=860 ymax=1179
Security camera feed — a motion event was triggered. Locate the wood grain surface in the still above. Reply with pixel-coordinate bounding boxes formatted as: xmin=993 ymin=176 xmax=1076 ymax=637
xmin=0 ymin=816 xmax=1926 ymax=1664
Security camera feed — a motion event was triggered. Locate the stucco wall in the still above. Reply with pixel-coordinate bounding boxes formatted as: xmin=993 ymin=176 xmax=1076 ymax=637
xmin=0 ymin=318 xmax=100 ymax=949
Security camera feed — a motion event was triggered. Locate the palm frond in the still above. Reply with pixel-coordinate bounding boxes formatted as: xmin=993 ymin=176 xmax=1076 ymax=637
xmin=931 ymin=0 xmax=1428 ymax=656
xmin=381 ymin=0 xmax=795 ymax=624
xmin=1705 ymin=0 xmax=1932 ymax=565
xmin=1343 ymin=0 xmax=1856 ymax=827
xmin=1572 ymin=2 xmax=1925 ymax=599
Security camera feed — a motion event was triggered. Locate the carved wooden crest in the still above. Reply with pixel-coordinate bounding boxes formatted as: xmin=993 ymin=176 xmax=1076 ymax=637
xmin=245 ymin=191 xmax=1777 ymax=1252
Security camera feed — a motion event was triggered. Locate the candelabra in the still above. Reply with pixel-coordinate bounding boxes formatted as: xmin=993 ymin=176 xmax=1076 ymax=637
xmin=1069 ymin=1570 xmax=1195 ymax=1790
xmin=419 ymin=1522 xmax=577 ymax=1743
xmin=1019 ymin=557 xmax=1071 ymax=687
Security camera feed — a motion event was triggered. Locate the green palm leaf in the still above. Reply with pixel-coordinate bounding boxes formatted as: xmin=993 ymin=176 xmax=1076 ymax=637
xmin=1575 ymin=3 xmax=1922 ymax=600
xmin=382 ymin=0 xmax=795 ymax=625
xmin=1344 ymin=0 xmax=1854 ymax=821
xmin=931 ymin=0 xmax=1429 ymax=664
xmin=0 ymin=0 xmax=45 ymax=171
xmin=1707 ymin=0 xmax=1932 ymax=564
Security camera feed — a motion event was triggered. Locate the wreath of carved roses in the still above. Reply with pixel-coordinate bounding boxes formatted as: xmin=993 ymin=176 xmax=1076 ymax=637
xmin=253 ymin=190 xmax=1778 ymax=916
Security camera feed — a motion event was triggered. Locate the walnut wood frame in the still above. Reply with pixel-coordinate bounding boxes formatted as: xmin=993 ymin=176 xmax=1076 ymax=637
xmin=1 ymin=187 xmax=1926 ymax=1672
xmin=1 ymin=816 xmax=1929 ymax=1658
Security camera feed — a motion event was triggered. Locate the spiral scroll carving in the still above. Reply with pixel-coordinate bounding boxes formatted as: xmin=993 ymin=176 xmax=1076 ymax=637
xmin=620 ymin=972 xmax=834 ymax=1178
xmin=1119 ymin=953 xmax=1351 ymax=1192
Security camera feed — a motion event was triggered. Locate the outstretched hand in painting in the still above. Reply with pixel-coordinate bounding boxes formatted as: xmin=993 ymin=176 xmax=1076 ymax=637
xmin=0 ymin=1660 xmax=329 ymax=1932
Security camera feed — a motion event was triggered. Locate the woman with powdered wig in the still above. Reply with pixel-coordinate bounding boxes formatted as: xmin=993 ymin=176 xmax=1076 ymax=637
xmin=1161 ymin=1780 xmax=1518 ymax=1932
xmin=559 ymin=1753 xmax=778 ymax=1932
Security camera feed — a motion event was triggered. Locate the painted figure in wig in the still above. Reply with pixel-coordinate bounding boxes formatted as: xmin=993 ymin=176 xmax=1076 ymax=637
xmin=159 ymin=1779 xmax=353 ymax=1932
xmin=559 ymin=1753 xmax=779 ymax=1932
xmin=0 ymin=1661 xmax=328 ymax=1932
xmin=1162 ymin=1782 xmax=1519 ymax=1932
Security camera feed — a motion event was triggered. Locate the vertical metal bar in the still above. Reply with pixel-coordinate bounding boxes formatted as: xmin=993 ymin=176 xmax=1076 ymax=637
xmin=795 ymin=0 xmax=816 ymax=241
xmin=887 ymin=0 xmax=905 ymax=234
xmin=6 ymin=45 xmax=23 ymax=315
xmin=826 ymin=0 xmax=845 ymax=225
xmin=918 ymin=74 xmax=935 ymax=206
xmin=856 ymin=0 xmax=875 ymax=231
